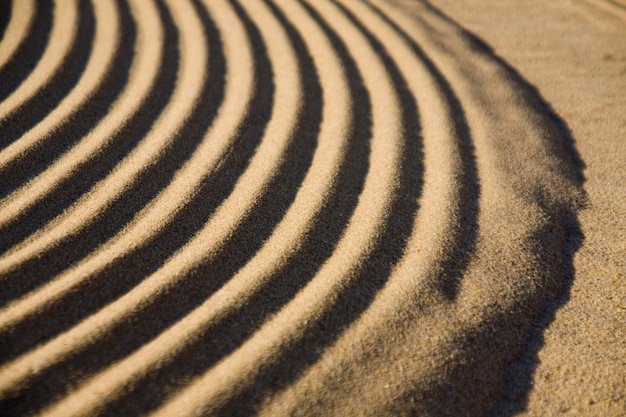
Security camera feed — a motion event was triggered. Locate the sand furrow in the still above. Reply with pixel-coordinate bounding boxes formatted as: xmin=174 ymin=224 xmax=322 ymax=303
xmin=0 ymin=0 xmax=605 ymax=415
xmin=150 ymin=0 xmax=410 ymax=413
xmin=0 ymin=0 xmax=305 ymax=413
xmin=0 ymin=0 xmax=35 ymax=70
xmin=0 ymin=0 xmax=255 ymax=376
xmin=0 ymin=0 xmax=210 ymax=280
xmin=0 ymin=0 xmax=81 ymax=141
xmin=0 ymin=0 xmax=120 ymax=218
xmin=249 ymin=0 xmax=585 ymax=415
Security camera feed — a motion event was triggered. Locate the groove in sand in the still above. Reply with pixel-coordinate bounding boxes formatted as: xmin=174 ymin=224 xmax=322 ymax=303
xmin=152 ymin=0 xmax=406 ymax=412
xmin=0 ymin=0 xmax=208 ymax=275
xmin=0 ymin=0 xmax=78 ymax=123
xmin=0 ymin=0 xmax=590 ymax=415
xmin=0 ymin=0 xmax=35 ymax=70
xmin=0 ymin=0 xmax=120 ymax=217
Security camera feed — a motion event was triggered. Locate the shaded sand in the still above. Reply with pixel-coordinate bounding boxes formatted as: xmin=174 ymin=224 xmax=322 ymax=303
xmin=427 ymin=0 xmax=626 ymax=415
xmin=0 ymin=0 xmax=622 ymax=416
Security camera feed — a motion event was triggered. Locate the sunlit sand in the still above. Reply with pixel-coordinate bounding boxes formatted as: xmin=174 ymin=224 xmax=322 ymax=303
xmin=0 ymin=0 xmax=623 ymax=415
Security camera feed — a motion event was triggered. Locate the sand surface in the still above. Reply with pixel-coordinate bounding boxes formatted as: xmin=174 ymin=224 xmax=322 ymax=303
xmin=0 ymin=0 xmax=623 ymax=416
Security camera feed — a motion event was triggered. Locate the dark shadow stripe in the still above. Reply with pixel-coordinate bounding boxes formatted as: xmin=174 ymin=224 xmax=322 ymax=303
xmin=368 ymin=2 xmax=584 ymax=415
xmin=0 ymin=0 xmax=11 ymax=41
xmin=363 ymin=0 xmax=480 ymax=300
xmin=0 ymin=0 xmax=135 ymax=200
xmin=0 ymin=0 xmax=94 ymax=151
xmin=0 ymin=0 xmax=52 ymax=102
xmin=0 ymin=0 xmax=276 ymax=414
xmin=93 ymin=1 xmax=369 ymax=413
xmin=490 ymin=211 xmax=583 ymax=417
xmin=0 ymin=0 xmax=181 ymax=304
xmin=209 ymin=2 xmax=426 ymax=413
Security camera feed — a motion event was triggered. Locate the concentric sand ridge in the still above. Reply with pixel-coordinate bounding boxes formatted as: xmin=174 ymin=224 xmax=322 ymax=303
xmin=0 ymin=0 xmax=585 ymax=415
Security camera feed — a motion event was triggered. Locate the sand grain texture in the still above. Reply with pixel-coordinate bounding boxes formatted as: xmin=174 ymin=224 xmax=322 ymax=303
xmin=0 ymin=0 xmax=622 ymax=416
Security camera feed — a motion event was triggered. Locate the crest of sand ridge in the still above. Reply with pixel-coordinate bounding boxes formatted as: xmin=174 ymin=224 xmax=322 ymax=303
xmin=0 ymin=0 xmax=585 ymax=416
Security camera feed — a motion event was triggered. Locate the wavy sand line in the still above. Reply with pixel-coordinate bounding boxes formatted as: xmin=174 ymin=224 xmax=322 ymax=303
xmin=0 ymin=0 xmax=35 ymax=70
xmin=254 ymin=1 xmax=583 ymax=415
xmin=0 ymin=0 xmax=78 ymax=122
xmin=0 ymin=0 xmax=120 ymax=221
xmin=0 ymin=0 xmax=149 ymax=229
xmin=0 ymin=0 xmax=593 ymax=415
xmin=0 ymin=0 xmax=286 ymax=400
xmin=0 ymin=0 xmax=208 ymax=275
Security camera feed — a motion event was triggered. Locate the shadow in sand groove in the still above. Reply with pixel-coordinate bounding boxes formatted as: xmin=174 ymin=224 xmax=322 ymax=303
xmin=419 ymin=2 xmax=587 ymax=413
xmin=0 ymin=0 xmax=222 ymax=363
xmin=491 ymin=212 xmax=584 ymax=416
xmin=0 ymin=0 xmax=93 ymax=152
xmin=207 ymin=1 xmax=426 ymax=413
xmin=0 ymin=0 xmax=181 ymax=305
xmin=0 ymin=0 xmax=136 ymax=200
xmin=0 ymin=1 xmax=52 ymax=103
xmin=0 ymin=0 xmax=11 ymax=40
xmin=484 ymin=71 xmax=586 ymax=417
xmin=364 ymin=0 xmax=480 ymax=301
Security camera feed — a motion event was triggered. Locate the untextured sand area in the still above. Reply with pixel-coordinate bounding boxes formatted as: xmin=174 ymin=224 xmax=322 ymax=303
xmin=0 ymin=0 xmax=623 ymax=416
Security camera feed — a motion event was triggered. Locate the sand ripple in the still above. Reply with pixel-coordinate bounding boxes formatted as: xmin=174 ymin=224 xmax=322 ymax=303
xmin=0 ymin=0 xmax=585 ymax=415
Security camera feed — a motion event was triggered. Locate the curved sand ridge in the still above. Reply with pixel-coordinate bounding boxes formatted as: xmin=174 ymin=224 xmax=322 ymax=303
xmin=0 ymin=0 xmax=585 ymax=416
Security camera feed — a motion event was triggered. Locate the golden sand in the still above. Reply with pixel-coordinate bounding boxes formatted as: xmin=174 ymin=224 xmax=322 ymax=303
xmin=0 ymin=0 xmax=623 ymax=415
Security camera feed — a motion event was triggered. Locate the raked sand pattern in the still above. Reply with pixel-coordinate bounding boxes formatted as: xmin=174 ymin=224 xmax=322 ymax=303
xmin=0 ymin=0 xmax=623 ymax=416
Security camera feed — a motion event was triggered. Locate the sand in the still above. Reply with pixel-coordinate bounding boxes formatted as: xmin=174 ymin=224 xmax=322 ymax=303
xmin=0 ymin=0 xmax=623 ymax=416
